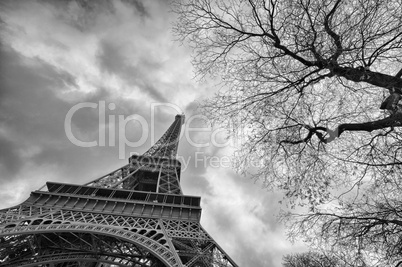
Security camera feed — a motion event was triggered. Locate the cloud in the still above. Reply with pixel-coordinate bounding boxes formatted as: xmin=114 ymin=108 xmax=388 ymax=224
xmin=0 ymin=135 xmax=22 ymax=177
xmin=0 ymin=0 xmax=196 ymax=106
xmin=198 ymin=166 xmax=307 ymax=266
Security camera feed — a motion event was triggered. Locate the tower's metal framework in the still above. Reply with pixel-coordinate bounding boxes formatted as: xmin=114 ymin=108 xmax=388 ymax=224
xmin=0 ymin=114 xmax=238 ymax=267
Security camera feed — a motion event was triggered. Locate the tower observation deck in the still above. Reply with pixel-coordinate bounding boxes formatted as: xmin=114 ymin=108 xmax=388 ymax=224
xmin=0 ymin=114 xmax=238 ymax=267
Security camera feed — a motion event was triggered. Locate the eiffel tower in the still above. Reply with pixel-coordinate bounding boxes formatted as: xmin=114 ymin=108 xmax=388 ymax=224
xmin=0 ymin=114 xmax=238 ymax=267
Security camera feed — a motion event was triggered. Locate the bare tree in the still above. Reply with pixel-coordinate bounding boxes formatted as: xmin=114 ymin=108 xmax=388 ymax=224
xmin=285 ymin=178 xmax=402 ymax=266
xmin=282 ymin=251 xmax=340 ymax=267
xmin=172 ymin=0 xmax=402 ymax=266
xmin=172 ymin=0 xmax=402 ymax=201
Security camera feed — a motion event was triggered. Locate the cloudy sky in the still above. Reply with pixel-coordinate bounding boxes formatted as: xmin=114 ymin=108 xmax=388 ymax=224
xmin=0 ymin=0 xmax=306 ymax=265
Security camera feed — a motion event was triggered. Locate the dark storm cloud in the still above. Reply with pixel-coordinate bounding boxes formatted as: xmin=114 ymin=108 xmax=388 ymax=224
xmin=0 ymin=47 xmax=72 ymax=179
xmin=68 ymin=0 xmax=149 ymax=17
xmin=98 ymin=38 xmax=168 ymax=103
xmin=98 ymin=41 xmax=128 ymax=75
xmin=142 ymin=84 xmax=168 ymax=103
xmin=0 ymin=45 xmax=137 ymax=183
xmin=0 ymin=136 xmax=22 ymax=178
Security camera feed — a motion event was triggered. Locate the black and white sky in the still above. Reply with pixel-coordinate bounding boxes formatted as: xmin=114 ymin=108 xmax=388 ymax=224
xmin=0 ymin=1 xmax=306 ymax=265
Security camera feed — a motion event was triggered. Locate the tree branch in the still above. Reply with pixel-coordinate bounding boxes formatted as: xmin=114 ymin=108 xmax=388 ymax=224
xmin=330 ymin=66 xmax=402 ymax=93
xmin=282 ymin=114 xmax=402 ymax=145
xmin=396 ymin=68 xmax=402 ymax=78
xmin=323 ymin=0 xmax=343 ymax=62
xmin=327 ymin=114 xmax=402 ymax=142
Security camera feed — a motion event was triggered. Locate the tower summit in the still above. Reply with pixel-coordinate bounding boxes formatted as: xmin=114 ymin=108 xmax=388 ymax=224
xmin=0 ymin=114 xmax=238 ymax=267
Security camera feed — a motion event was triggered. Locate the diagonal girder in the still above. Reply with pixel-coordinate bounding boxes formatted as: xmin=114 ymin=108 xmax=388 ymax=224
xmin=0 ymin=232 xmax=166 ymax=267
xmin=0 ymin=223 xmax=179 ymax=267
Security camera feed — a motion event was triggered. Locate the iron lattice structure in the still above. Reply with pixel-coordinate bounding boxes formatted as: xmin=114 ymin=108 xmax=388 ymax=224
xmin=0 ymin=114 xmax=238 ymax=267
